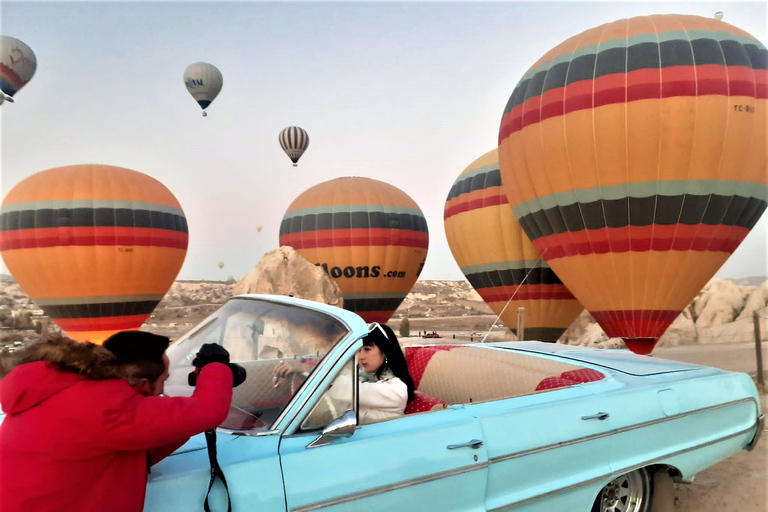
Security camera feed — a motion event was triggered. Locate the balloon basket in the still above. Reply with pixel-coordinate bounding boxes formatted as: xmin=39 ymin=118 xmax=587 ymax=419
xmin=202 ymin=111 xmax=207 ymax=117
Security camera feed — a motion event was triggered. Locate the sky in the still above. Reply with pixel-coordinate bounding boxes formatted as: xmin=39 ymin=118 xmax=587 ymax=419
xmin=1 ymin=0 xmax=767 ymax=283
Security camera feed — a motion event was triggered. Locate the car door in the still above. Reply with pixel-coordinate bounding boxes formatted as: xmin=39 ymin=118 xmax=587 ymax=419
xmin=145 ymin=433 xmax=285 ymax=512
xmin=472 ymin=383 xmax=615 ymax=512
xmin=277 ymin=355 xmax=489 ymax=512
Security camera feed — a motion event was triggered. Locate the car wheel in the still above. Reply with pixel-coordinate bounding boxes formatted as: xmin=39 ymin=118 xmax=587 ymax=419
xmin=592 ymin=468 xmax=653 ymax=512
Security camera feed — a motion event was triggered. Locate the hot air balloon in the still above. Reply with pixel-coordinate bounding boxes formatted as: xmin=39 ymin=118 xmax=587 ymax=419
xmin=183 ymin=62 xmax=222 ymax=117
xmin=0 ymin=164 xmax=189 ymax=344
xmin=0 ymin=36 xmax=37 ymax=101
xmin=218 ymin=262 xmax=225 ymax=270
xmin=445 ymin=149 xmax=583 ymax=341
xmin=498 ymin=14 xmax=767 ymax=355
xmin=279 ymin=126 xmax=309 ymax=167
xmin=255 ymin=224 xmax=263 ymax=232
xmin=279 ymin=177 xmax=428 ymax=323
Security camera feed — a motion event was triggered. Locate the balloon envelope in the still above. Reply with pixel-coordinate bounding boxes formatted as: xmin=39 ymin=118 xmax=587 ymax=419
xmin=0 ymin=36 xmax=37 ymax=97
xmin=218 ymin=262 xmax=225 ymax=269
xmin=445 ymin=149 xmax=583 ymax=341
xmin=183 ymin=62 xmax=222 ymax=113
xmin=0 ymin=164 xmax=189 ymax=344
xmin=279 ymin=177 xmax=428 ymax=323
xmin=255 ymin=224 xmax=263 ymax=232
xmin=279 ymin=126 xmax=309 ymax=166
xmin=498 ymin=14 xmax=767 ymax=354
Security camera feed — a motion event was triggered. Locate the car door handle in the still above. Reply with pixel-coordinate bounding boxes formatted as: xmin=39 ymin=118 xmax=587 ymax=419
xmin=447 ymin=439 xmax=483 ymax=450
xmin=581 ymin=412 xmax=609 ymax=421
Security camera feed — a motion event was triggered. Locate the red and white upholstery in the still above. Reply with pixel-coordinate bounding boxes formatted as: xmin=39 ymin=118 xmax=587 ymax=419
xmin=403 ymin=345 xmax=605 ymax=408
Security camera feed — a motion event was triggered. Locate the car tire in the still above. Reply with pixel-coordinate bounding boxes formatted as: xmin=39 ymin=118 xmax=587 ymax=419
xmin=592 ymin=467 xmax=653 ymax=512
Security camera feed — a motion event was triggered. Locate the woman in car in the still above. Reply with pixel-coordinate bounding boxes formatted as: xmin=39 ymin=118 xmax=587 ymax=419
xmin=272 ymin=323 xmax=415 ymax=424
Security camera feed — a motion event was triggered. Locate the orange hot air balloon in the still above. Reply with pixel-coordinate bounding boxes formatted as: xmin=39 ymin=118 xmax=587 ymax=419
xmin=279 ymin=177 xmax=428 ymax=323
xmin=445 ymin=149 xmax=583 ymax=341
xmin=498 ymin=14 xmax=767 ymax=354
xmin=0 ymin=164 xmax=189 ymax=344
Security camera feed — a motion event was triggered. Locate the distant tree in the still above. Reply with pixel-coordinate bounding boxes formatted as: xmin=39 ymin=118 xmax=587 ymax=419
xmin=399 ymin=318 xmax=410 ymax=338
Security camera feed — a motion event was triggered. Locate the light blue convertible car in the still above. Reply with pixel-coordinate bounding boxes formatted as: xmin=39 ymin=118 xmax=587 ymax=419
xmin=150 ymin=295 xmax=764 ymax=512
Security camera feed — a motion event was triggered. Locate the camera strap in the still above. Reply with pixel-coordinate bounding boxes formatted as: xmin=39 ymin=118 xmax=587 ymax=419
xmin=203 ymin=428 xmax=232 ymax=512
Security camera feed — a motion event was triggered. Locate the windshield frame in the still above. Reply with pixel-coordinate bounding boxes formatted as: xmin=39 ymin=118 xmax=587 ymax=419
xmin=168 ymin=294 xmax=369 ymax=436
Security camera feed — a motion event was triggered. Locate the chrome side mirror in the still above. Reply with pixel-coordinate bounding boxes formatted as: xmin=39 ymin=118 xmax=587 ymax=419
xmin=306 ymin=410 xmax=357 ymax=449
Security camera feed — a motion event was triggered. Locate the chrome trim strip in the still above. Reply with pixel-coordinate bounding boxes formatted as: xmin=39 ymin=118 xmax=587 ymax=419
xmin=216 ymin=428 xmax=279 ymax=437
xmin=487 ymin=419 xmax=758 ymax=511
xmin=291 ymin=462 xmax=489 ymax=512
xmin=488 ymin=396 xmax=758 ymax=464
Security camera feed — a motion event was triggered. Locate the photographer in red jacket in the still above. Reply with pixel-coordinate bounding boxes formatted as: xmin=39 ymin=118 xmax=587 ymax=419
xmin=0 ymin=331 xmax=245 ymax=512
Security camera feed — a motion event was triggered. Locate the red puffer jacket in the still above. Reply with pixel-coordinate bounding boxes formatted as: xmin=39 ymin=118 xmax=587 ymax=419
xmin=0 ymin=357 xmax=232 ymax=512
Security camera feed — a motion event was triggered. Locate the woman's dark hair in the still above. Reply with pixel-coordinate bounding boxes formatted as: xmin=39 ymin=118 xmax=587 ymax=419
xmin=363 ymin=324 xmax=415 ymax=400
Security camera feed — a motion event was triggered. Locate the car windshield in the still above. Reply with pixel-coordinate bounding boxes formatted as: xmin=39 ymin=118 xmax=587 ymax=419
xmin=165 ymin=297 xmax=349 ymax=432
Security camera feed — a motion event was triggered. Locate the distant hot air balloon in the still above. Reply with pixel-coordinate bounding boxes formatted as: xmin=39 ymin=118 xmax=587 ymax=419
xmin=714 ymin=11 xmax=724 ymax=21
xmin=0 ymin=164 xmax=189 ymax=344
xmin=279 ymin=126 xmax=309 ymax=167
xmin=255 ymin=224 xmax=263 ymax=232
xmin=279 ymin=177 xmax=428 ymax=323
xmin=218 ymin=261 xmax=225 ymax=270
xmin=445 ymin=149 xmax=583 ymax=341
xmin=498 ymin=14 xmax=767 ymax=355
xmin=183 ymin=62 xmax=222 ymax=117
xmin=0 ymin=36 xmax=37 ymax=101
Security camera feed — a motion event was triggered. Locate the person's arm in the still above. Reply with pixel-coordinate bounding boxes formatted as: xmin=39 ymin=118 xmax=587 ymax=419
xmin=100 ymin=363 xmax=233 ymax=451
xmin=358 ymin=378 xmax=408 ymax=410
xmin=149 ymin=439 xmax=189 ymax=465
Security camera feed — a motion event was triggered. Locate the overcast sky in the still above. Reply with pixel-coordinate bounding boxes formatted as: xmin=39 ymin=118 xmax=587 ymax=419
xmin=1 ymin=0 xmax=766 ymax=283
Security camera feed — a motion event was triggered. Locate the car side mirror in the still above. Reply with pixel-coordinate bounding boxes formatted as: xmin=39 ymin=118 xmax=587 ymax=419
xmin=306 ymin=409 xmax=357 ymax=449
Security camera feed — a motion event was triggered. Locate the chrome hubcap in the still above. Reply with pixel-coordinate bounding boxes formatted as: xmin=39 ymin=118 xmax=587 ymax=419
xmin=598 ymin=469 xmax=650 ymax=512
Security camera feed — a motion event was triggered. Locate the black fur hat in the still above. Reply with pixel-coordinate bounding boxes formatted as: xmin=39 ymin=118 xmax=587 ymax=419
xmin=102 ymin=331 xmax=170 ymax=364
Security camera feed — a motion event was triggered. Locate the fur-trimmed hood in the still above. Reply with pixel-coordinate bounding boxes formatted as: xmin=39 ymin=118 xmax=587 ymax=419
xmin=1 ymin=339 xmax=122 ymax=414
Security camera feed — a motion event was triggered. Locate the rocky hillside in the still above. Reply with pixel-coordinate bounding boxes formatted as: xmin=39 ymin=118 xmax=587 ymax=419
xmin=1 ymin=277 xmax=766 ymax=352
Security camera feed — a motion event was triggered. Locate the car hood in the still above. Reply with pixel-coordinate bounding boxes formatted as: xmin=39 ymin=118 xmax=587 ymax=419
xmin=490 ymin=341 xmax=705 ymax=376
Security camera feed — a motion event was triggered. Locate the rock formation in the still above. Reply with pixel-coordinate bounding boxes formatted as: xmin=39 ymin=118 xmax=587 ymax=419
xmin=233 ymin=246 xmax=344 ymax=308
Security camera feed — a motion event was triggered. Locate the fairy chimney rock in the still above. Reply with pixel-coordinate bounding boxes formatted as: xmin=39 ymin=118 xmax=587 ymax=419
xmin=233 ymin=246 xmax=344 ymax=308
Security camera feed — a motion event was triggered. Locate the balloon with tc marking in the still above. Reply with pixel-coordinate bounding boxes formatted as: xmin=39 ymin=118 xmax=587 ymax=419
xmin=498 ymin=14 xmax=767 ymax=354
xmin=0 ymin=164 xmax=189 ymax=344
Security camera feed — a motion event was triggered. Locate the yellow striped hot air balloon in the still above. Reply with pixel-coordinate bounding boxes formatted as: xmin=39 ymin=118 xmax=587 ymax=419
xmin=279 ymin=177 xmax=428 ymax=323
xmin=445 ymin=149 xmax=583 ymax=341
xmin=0 ymin=164 xmax=189 ymax=344
xmin=498 ymin=14 xmax=767 ymax=354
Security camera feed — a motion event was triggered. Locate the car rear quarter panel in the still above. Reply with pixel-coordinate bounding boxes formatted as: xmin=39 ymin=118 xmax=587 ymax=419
xmin=603 ymin=370 xmax=761 ymax=480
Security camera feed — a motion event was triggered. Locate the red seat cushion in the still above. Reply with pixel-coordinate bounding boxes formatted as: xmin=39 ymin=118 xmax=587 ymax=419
xmin=405 ymin=391 xmax=448 ymax=414
xmin=405 ymin=345 xmax=459 ymax=388
xmin=560 ymin=368 xmax=604 ymax=383
xmin=535 ymin=376 xmax=578 ymax=391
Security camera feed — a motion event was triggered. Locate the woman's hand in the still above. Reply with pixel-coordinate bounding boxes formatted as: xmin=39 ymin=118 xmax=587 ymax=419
xmin=272 ymin=359 xmax=311 ymax=388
